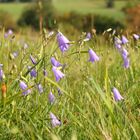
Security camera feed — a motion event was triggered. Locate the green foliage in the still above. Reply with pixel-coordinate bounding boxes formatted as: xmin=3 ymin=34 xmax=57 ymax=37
xmin=122 ymin=0 xmax=140 ymax=11
xmin=18 ymin=6 xmax=39 ymax=29
xmin=106 ymin=0 xmax=115 ymax=8
xmin=0 ymin=0 xmax=127 ymax=22
xmin=18 ymin=1 xmax=57 ymax=30
xmin=94 ymin=15 xmax=125 ymax=33
xmin=57 ymin=12 xmax=125 ymax=33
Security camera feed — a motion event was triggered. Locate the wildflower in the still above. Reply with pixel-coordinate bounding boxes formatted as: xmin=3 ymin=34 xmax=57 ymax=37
xmin=12 ymin=51 xmax=18 ymax=58
xmin=114 ymin=37 xmax=122 ymax=50
xmin=123 ymin=57 xmax=130 ymax=69
xmin=0 ymin=69 xmax=4 ymax=81
xmin=121 ymin=48 xmax=130 ymax=68
xmin=8 ymin=29 xmax=13 ymax=35
xmin=50 ymin=112 xmax=61 ymax=127
xmin=19 ymin=81 xmax=31 ymax=95
xmin=48 ymin=91 xmax=55 ymax=104
xmin=121 ymin=35 xmax=128 ymax=44
xmin=4 ymin=33 xmax=8 ymax=38
xmin=4 ymin=29 xmax=13 ymax=38
xmin=133 ymin=34 xmax=139 ymax=40
xmin=122 ymin=48 xmax=128 ymax=59
xmin=28 ymin=66 xmax=37 ymax=78
xmin=0 ymin=64 xmax=3 ymax=67
xmin=30 ymin=54 xmax=37 ymax=65
xmin=1 ymin=83 xmax=6 ymax=98
xmin=112 ymin=87 xmax=124 ymax=101
xmin=88 ymin=49 xmax=99 ymax=63
xmin=57 ymin=32 xmax=70 ymax=52
xmin=84 ymin=32 xmax=91 ymax=41
xmin=52 ymin=66 xmax=65 ymax=82
xmin=0 ymin=65 xmax=5 ymax=81
xmin=114 ymin=37 xmax=122 ymax=44
xmin=86 ymin=32 xmax=91 ymax=39
xmin=48 ymin=31 xmax=54 ymax=38
xmin=51 ymin=57 xmax=62 ymax=67
xmin=114 ymin=37 xmax=122 ymax=51
xmin=24 ymin=43 xmax=28 ymax=49
xmin=115 ymin=43 xmax=122 ymax=50
xmin=37 ymin=83 xmax=43 ymax=94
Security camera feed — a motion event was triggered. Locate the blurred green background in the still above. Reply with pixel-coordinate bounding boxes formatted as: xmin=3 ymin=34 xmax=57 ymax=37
xmin=0 ymin=0 xmax=140 ymax=33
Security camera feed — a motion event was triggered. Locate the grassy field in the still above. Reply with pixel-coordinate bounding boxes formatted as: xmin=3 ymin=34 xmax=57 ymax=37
xmin=0 ymin=29 xmax=140 ymax=139
xmin=0 ymin=0 xmax=127 ymax=21
xmin=0 ymin=3 xmax=28 ymax=20
xmin=54 ymin=0 xmax=126 ymax=20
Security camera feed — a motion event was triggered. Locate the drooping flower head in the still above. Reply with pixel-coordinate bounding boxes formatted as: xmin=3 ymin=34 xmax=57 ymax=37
xmin=0 ymin=64 xmax=3 ymax=67
xmin=4 ymin=33 xmax=8 ymax=38
xmin=112 ymin=87 xmax=124 ymax=101
xmin=28 ymin=66 xmax=37 ymax=78
xmin=88 ymin=49 xmax=99 ymax=63
xmin=48 ymin=91 xmax=55 ymax=104
xmin=50 ymin=112 xmax=61 ymax=127
xmin=8 ymin=29 xmax=13 ymax=35
xmin=114 ymin=37 xmax=122 ymax=50
xmin=0 ymin=64 xmax=5 ymax=81
xmin=30 ymin=54 xmax=37 ymax=65
xmin=0 ymin=69 xmax=4 ymax=81
xmin=121 ymin=48 xmax=130 ymax=68
xmin=115 ymin=44 xmax=122 ymax=50
xmin=52 ymin=66 xmax=65 ymax=82
xmin=123 ymin=57 xmax=130 ymax=69
xmin=121 ymin=48 xmax=129 ymax=59
xmin=121 ymin=35 xmax=129 ymax=44
xmin=114 ymin=37 xmax=122 ymax=45
xmin=84 ymin=32 xmax=92 ymax=41
xmin=48 ymin=31 xmax=54 ymax=38
xmin=12 ymin=51 xmax=18 ymax=58
xmin=51 ymin=57 xmax=62 ymax=67
xmin=133 ymin=34 xmax=139 ymax=40
xmin=57 ymin=32 xmax=70 ymax=52
xmin=24 ymin=43 xmax=28 ymax=49
xmin=4 ymin=29 xmax=13 ymax=38
xmin=19 ymin=81 xmax=31 ymax=95
xmin=37 ymin=83 xmax=43 ymax=94
xmin=86 ymin=32 xmax=91 ymax=39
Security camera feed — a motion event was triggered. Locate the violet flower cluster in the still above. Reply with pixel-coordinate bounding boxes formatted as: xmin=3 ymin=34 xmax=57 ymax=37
xmin=17 ymin=30 xmax=139 ymax=129
xmin=114 ymin=35 xmax=130 ymax=68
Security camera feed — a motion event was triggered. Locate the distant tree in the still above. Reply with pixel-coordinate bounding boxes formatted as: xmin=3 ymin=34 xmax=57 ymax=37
xmin=18 ymin=0 xmax=56 ymax=31
xmin=106 ymin=0 xmax=115 ymax=8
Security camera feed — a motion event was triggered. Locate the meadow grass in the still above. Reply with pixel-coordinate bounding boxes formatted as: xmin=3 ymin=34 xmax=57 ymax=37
xmin=0 ymin=0 xmax=127 ymax=21
xmin=0 ymin=29 xmax=140 ymax=140
xmin=54 ymin=0 xmax=126 ymax=20
xmin=0 ymin=3 xmax=28 ymax=20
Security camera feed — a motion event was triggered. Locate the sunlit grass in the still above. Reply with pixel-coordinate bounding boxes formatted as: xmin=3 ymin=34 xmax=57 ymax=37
xmin=0 ymin=29 xmax=140 ymax=139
